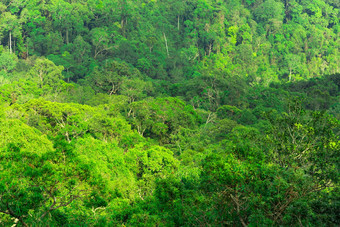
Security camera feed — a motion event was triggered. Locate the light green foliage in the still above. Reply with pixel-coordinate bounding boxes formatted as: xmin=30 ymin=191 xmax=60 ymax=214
xmin=200 ymin=151 xmax=314 ymax=226
xmin=0 ymin=50 xmax=18 ymax=72
xmin=129 ymin=97 xmax=200 ymax=142
xmin=266 ymin=101 xmax=340 ymax=185
xmin=254 ymin=0 xmax=285 ymax=23
xmin=0 ymin=0 xmax=339 ymax=226
xmin=0 ymin=119 xmax=53 ymax=225
xmin=16 ymin=98 xmax=134 ymax=144
xmin=28 ymin=58 xmax=64 ymax=88
xmin=120 ymin=78 xmax=153 ymax=103
xmin=285 ymin=54 xmax=302 ymax=81
xmin=89 ymin=60 xmax=143 ymax=95
xmin=0 ymin=119 xmax=91 ymax=226
xmin=126 ymin=144 xmax=179 ymax=198
xmin=0 ymin=0 xmax=338 ymax=81
xmin=90 ymin=27 xmax=112 ymax=59
xmin=74 ymin=137 xmax=137 ymax=199
xmin=19 ymin=98 xmax=96 ymax=141
xmin=0 ymin=12 xmax=21 ymax=51
xmin=0 ymin=119 xmax=53 ymax=154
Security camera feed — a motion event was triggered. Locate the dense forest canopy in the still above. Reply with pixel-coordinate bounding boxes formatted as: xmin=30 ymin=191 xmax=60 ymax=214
xmin=0 ymin=0 xmax=339 ymax=226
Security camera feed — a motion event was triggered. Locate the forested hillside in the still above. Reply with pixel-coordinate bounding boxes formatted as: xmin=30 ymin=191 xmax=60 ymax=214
xmin=0 ymin=0 xmax=339 ymax=226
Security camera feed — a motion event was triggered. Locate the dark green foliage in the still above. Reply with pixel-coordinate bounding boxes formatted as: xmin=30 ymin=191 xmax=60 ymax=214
xmin=0 ymin=0 xmax=339 ymax=226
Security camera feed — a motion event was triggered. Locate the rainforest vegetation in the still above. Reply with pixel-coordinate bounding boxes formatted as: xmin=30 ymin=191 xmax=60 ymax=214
xmin=0 ymin=0 xmax=339 ymax=226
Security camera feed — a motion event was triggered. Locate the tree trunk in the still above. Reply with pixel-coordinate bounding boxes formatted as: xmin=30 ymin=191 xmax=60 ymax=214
xmin=163 ymin=32 xmax=169 ymax=57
